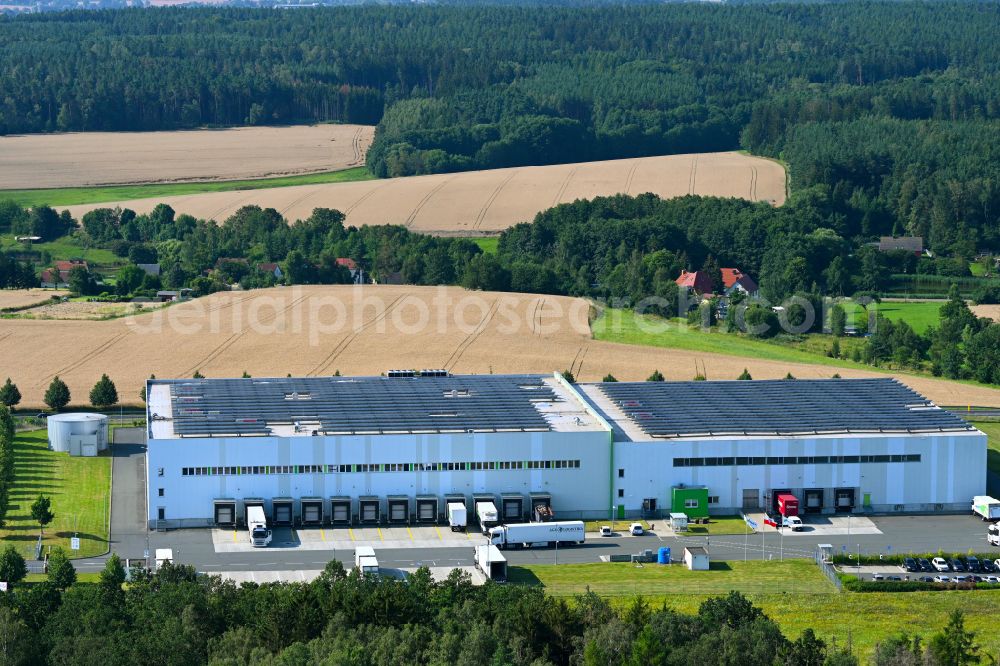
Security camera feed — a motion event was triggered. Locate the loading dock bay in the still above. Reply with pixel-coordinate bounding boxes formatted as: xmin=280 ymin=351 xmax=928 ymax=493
xmin=211 ymin=524 xmax=485 ymax=553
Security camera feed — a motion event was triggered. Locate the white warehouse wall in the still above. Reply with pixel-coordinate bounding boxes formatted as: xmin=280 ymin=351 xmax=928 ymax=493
xmin=147 ymin=429 xmax=611 ymax=526
xmin=612 ymin=431 xmax=985 ymax=515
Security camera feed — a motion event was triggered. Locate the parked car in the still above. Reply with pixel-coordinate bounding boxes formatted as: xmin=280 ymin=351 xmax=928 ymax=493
xmin=599 ymin=526 xmax=613 ymax=537
xmin=933 ymin=575 xmax=951 ymax=583
xmin=629 ymin=523 xmax=644 ymax=536
xmin=953 ymin=575 xmax=970 ymax=583
xmin=886 ymin=575 xmax=903 ymax=581
xmin=784 ymin=516 xmax=804 ymax=531
xmin=966 ymin=556 xmax=981 ymax=572
xmin=995 ymin=559 xmax=1000 ymax=571
xmin=983 ymin=575 xmax=1000 ymax=584
xmin=932 ymin=557 xmax=950 ymax=572
xmin=871 ymin=573 xmax=885 ymax=581
xmin=918 ymin=558 xmax=934 ymax=572
xmin=903 ymin=557 xmax=919 ymax=572
xmin=948 ymin=558 xmax=966 ymax=572
xmin=981 ymin=559 xmax=997 ymax=573
xmin=917 ymin=576 xmax=934 ymax=583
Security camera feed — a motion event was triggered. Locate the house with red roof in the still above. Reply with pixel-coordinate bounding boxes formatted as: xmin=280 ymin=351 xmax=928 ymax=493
xmin=336 ymin=258 xmax=364 ymax=284
xmin=675 ymin=270 xmax=715 ymax=296
xmin=257 ymin=262 xmax=283 ymax=280
xmin=40 ymin=259 xmax=89 ymax=288
xmin=721 ymin=268 xmax=759 ymax=298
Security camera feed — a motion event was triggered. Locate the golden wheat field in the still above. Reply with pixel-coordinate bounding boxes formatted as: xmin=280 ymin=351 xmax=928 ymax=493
xmin=62 ymin=152 xmax=786 ymax=234
xmin=0 ymin=288 xmax=67 ymax=310
xmin=0 ymin=124 xmax=374 ymax=189
xmin=1 ymin=285 xmax=996 ymax=408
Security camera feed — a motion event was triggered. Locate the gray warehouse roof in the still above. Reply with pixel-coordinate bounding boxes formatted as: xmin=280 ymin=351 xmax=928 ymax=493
xmin=148 ymin=374 xmax=601 ymax=438
xmin=592 ymin=378 xmax=976 ymax=439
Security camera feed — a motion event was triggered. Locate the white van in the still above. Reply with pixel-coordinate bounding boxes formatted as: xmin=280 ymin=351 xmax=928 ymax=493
xmin=989 ymin=523 xmax=1000 ymax=546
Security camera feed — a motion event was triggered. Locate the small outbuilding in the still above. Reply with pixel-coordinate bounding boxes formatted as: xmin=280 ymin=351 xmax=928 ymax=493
xmin=47 ymin=413 xmax=108 ymax=456
xmin=669 ymin=512 xmax=689 ymax=532
xmin=684 ymin=546 xmax=710 ymax=571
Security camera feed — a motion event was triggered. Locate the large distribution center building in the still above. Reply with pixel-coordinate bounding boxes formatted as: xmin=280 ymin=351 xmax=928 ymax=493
xmin=145 ymin=373 xmax=985 ymax=529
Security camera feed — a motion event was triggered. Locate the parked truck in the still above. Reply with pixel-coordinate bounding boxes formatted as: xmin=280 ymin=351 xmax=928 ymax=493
xmin=476 ymin=501 xmax=500 ymax=534
xmin=247 ymin=505 xmax=272 ymax=547
xmin=354 ymin=546 xmax=379 ymax=576
xmin=488 ymin=520 xmax=585 ymax=549
xmin=474 ymin=544 xmax=508 ymax=582
xmin=448 ymin=501 xmax=467 ymax=532
xmin=154 ymin=549 xmax=173 ymax=571
xmin=777 ymin=493 xmax=799 ymax=517
xmin=972 ymin=496 xmax=1000 ymax=521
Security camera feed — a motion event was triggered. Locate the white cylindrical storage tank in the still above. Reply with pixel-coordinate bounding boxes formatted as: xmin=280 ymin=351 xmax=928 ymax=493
xmin=47 ymin=413 xmax=109 ymax=456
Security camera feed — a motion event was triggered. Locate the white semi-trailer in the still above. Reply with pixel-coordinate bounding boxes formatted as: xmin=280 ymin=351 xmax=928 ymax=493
xmin=448 ymin=502 xmax=467 ymax=532
xmin=474 ymin=544 xmax=508 ymax=582
xmin=247 ymin=505 xmax=272 ymax=547
xmin=154 ymin=548 xmax=173 ymax=571
xmin=972 ymin=496 xmax=1000 ymax=521
xmin=354 ymin=546 xmax=379 ymax=576
xmin=476 ymin=501 xmax=500 ymax=534
xmin=488 ymin=521 xmax=585 ymax=549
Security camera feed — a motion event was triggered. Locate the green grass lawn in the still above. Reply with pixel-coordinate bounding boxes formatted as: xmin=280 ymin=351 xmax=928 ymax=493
xmin=509 ymin=560 xmax=832 ymax=597
xmin=0 ymin=166 xmax=374 ymax=209
xmin=2 ymin=234 xmax=120 ymax=266
xmin=470 ymin=237 xmax=499 ymax=254
xmin=877 ymin=300 xmax=942 ymax=334
xmin=684 ymin=515 xmax=749 ymax=535
xmin=592 ymin=309 xmax=864 ymax=373
xmin=0 ymin=430 xmax=111 ymax=559
xmin=511 ymin=560 xmax=1000 ymax=659
xmin=24 ymin=572 xmax=101 ymax=584
xmin=583 ymin=519 xmax=650 ymax=533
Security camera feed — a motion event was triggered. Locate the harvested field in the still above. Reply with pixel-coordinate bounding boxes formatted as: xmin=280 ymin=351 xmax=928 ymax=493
xmin=0 ymin=285 xmax=997 ymax=408
xmin=62 ymin=152 xmax=786 ymax=234
xmin=0 ymin=288 xmax=67 ymax=310
xmin=6 ymin=299 xmax=164 ymax=320
xmin=0 ymin=124 xmax=374 ymax=189
xmin=972 ymin=304 xmax=1000 ymax=321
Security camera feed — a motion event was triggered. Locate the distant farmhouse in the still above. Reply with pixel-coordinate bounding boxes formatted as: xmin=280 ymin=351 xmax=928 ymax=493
xmin=878 ymin=236 xmax=924 ymax=256
xmin=675 ymin=267 xmax=758 ymax=298
xmin=40 ymin=259 xmax=88 ymax=289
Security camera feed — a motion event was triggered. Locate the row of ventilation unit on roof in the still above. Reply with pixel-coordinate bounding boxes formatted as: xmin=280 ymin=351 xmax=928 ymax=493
xmin=387 ymin=369 xmax=449 ymax=378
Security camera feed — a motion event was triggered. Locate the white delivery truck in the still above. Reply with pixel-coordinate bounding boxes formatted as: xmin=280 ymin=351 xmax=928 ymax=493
xmin=476 ymin=501 xmax=500 ymax=535
xmin=989 ymin=523 xmax=1000 ymax=547
xmin=474 ymin=544 xmax=508 ymax=582
xmin=154 ymin=548 xmax=173 ymax=571
xmin=247 ymin=505 xmax=272 ymax=547
xmin=972 ymin=496 xmax=1000 ymax=521
xmin=488 ymin=520 xmax=585 ymax=549
xmin=448 ymin=501 xmax=467 ymax=532
xmin=354 ymin=546 xmax=379 ymax=576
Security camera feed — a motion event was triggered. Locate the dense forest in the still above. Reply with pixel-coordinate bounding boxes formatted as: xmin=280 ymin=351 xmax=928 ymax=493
xmin=2 ymin=4 xmax=1000 ymax=256
xmin=0 ymin=551 xmax=990 ymax=666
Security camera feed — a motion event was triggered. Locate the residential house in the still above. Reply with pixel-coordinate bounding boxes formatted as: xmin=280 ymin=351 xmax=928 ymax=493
xmin=721 ymin=268 xmax=759 ymax=298
xmin=257 ymin=263 xmax=283 ymax=280
xmin=40 ymin=259 xmax=89 ymax=288
xmin=675 ymin=270 xmax=715 ymax=296
xmin=336 ymin=258 xmax=365 ymax=284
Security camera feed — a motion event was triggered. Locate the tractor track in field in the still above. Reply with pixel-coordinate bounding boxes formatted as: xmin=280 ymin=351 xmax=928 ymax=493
xmin=443 ymin=298 xmax=500 ymax=371
xmin=309 ymin=294 xmax=406 ymax=376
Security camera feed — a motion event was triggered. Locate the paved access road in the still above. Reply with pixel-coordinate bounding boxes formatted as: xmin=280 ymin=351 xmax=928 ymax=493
xmin=72 ymin=512 xmax=998 ymax=574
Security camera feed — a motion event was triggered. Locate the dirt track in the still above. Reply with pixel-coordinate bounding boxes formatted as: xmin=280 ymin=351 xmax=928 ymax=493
xmin=0 ymin=124 xmax=374 ymax=189
xmin=62 ymin=152 xmax=786 ymax=233
xmin=1 ymin=285 xmax=996 ymax=408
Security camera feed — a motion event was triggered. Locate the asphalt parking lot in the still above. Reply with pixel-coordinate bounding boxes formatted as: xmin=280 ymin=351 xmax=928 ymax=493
xmin=70 ymin=511 xmax=1000 ymax=576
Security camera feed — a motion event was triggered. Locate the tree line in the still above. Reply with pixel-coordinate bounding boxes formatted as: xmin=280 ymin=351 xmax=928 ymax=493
xmin=0 ymin=552 xmax=990 ymax=666
xmin=2 ymin=4 xmax=999 ymax=256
